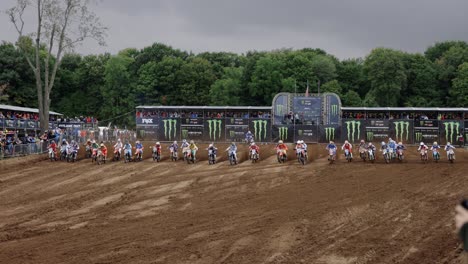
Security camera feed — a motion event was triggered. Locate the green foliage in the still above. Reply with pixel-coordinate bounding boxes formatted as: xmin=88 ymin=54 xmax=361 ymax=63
xmin=342 ymin=90 xmax=362 ymax=106
xmin=209 ymin=67 xmax=243 ymax=105
xmin=321 ymin=80 xmax=342 ymax=95
xmin=450 ymin=63 xmax=468 ymax=107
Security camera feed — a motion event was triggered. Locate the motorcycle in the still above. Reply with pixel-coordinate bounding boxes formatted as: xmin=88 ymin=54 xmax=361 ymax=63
xmin=277 ymin=149 xmax=287 ymax=163
xmin=328 ymin=149 xmax=336 ymax=164
xmin=250 ymin=149 xmax=259 ymax=163
xmin=295 ymin=148 xmax=306 ymax=165
xmin=432 ymin=149 xmax=440 ymax=163
xmin=60 ymin=147 xmax=67 ymax=161
xmin=91 ymin=148 xmax=99 ymax=163
xmin=48 ymin=148 xmax=56 ymax=162
xmin=96 ymin=149 xmax=105 ymax=165
xmin=124 ymin=149 xmax=132 ymax=163
xmin=113 ymin=148 xmax=121 ymax=161
xmin=420 ymin=149 xmax=428 ymax=163
xmin=344 ymin=149 xmax=353 ymax=162
xmin=382 ymin=148 xmax=390 ymax=164
xmin=169 ymin=147 xmax=178 ymax=162
xmin=228 ymin=151 xmax=238 ymax=165
xmin=396 ymin=148 xmax=404 ymax=162
xmin=66 ymin=147 xmax=73 ymax=162
xmin=388 ymin=148 xmax=396 ymax=161
xmin=183 ymin=148 xmax=196 ymax=164
xmin=85 ymin=145 xmax=92 ymax=158
xmin=368 ymin=149 xmax=375 ymax=163
xmin=135 ymin=148 xmax=143 ymax=162
xmin=359 ymin=147 xmax=367 ymax=162
xmin=152 ymin=147 xmax=161 ymax=162
xmin=208 ymin=149 xmax=216 ymax=165
xmin=448 ymin=149 xmax=455 ymax=163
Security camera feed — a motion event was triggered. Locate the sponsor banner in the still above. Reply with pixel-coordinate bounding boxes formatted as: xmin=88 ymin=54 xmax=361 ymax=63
xmin=414 ymin=120 xmax=439 ymax=143
xmin=439 ymin=120 xmax=463 ymax=145
xmin=365 ymin=120 xmax=390 ymax=142
xmin=182 ymin=118 xmax=204 ymax=125
xmin=249 ymin=119 xmax=271 ymax=142
xmin=137 ymin=127 xmax=158 ymax=140
xmin=320 ymin=125 xmax=341 ymax=143
xmin=294 ymin=125 xmax=319 ymax=143
xmin=58 ymin=123 xmax=82 ymax=129
xmin=389 ymin=120 xmax=413 ymax=144
xmin=273 ymin=94 xmax=289 ymax=125
xmin=136 ymin=117 xmax=158 ymax=126
xmin=342 ymin=119 xmax=364 ymax=143
xmin=226 ymin=118 xmax=248 ymax=126
xmin=5 ymin=119 xmax=15 ymax=128
xmin=293 ymin=97 xmax=322 ymax=124
xmin=158 ymin=119 xmax=180 ymax=141
xmin=273 ymin=125 xmax=293 ymax=143
xmin=203 ymin=119 xmax=225 ymax=142
xmin=323 ymin=94 xmax=341 ymax=125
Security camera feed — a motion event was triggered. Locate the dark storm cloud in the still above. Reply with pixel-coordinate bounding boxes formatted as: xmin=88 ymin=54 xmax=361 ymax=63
xmin=2 ymin=0 xmax=468 ymax=59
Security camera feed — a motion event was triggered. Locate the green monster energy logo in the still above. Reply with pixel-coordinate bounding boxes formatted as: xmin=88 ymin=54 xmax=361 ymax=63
xmin=444 ymin=122 xmax=460 ymax=143
xmin=366 ymin=132 xmax=374 ymax=141
xmin=229 ymin=131 xmax=235 ymax=138
xmin=139 ymin=129 xmax=146 ymax=138
xmin=182 ymin=129 xmax=188 ymax=139
xmin=278 ymin=127 xmax=288 ymax=141
xmin=415 ymin=132 xmax=423 ymax=142
xmin=325 ymin=127 xmax=335 ymax=141
xmin=207 ymin=120 xmax=222 ymax=140
xmin=331 ymin=104 xmax=339 ymax=116
xmin=253 ymin=120 xmax=268 ymax=140
xmin=276 ymin=104 xmax=285 ymax=116
xmin=345 ymin=121 xmax=361 ymax=142
xmin=394 ymin=121 xmax=410 ymax=142
xmin=163 ymin=119 xmax=177 ymax=140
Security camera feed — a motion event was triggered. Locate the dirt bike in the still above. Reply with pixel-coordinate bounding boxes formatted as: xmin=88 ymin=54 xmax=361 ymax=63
xmin=396 ymin=148 xmax=404 ymax=162
xmin=135 ymin=149 xmax=143 ymax=162
xmin=368 ymin=149 xmax=375 ymax=163
xmin=67 ymin=149 xmax=78 ymax=163
xmin=359 ymin=147 xmax=367 ymax=162
xmin=96 ymin=149 xmax=105 ymax=165
xmin=327 ymin=148 xmax=336 ymax=164
xmin=420 ymin=149 xmax=428 ymax=163
xmin=48 ymin=148 xmax=56 ymax=162
xmin=388 ymin=148 xmax=396 ymax=162
xmin=250 ymin=149 xmax=259 ymax=163
xmin=184 ymin=148 xmax=195 ymax=164
xmin=277 ymin=149 xmax=287 ymax=163
xmin=432 ymin=149 xmax=440 ymax=163
xmin=152 ymin=147 xmax=161 ymax=162
xmin=169 ymin=147 xmax=178 ymax=161
xmin=124 ymin=149 xmax=132 ymax=163
xmin=113 ymin=148 xmax=121 ymax=161
xmin=344 ymin=149 xmax=353 ymax=162
xmin=85 ymin=145 xmax=92 ymax=158
xmin=295 ymin=148 xmax=306 ymax=165
xmin=448 ymin=149 xmax=455 ymax=163
xmin=228 ymin=151 xmax=238 ymax=165
xmin=382 ymin=148 xmax=390 ymax=164
xmin=60 ymin=148 xmax=67 ymax=161
xmin=208 ymin=149 xmax=216 ymax=165
xmin=91 ymin=148 xmax=99 ymax=163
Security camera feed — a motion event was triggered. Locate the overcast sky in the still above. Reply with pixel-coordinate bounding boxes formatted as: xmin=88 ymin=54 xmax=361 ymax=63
xmin=1 ymin=0 xmax=468 ymax=59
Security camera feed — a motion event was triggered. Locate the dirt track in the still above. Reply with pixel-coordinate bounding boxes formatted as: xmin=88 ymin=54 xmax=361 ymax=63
xmin=0 ymin=143 xmax=467 ymax=264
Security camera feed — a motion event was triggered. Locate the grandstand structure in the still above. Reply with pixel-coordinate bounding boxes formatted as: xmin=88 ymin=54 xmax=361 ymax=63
xmin=136 ymin=93 xmax=468 ymax=145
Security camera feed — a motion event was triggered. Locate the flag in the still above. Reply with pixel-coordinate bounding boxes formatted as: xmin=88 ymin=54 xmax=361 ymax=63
xmin=305 ymin=80 xmax=309 ymax=97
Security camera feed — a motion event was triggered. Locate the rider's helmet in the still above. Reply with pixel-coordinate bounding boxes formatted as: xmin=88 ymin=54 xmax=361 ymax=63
xmin=173 ymin=141 xmax=177 ymax=144
xmin=92 ymin=140 xmax=96 ymax=144
xmin=360 ymin=139 xmax=365 ymax=143
xmin=209 ymin=143 xmax=213 ymax=148
xmin=50 ymin=139 xmax=55 ymax=143
xmin=251 ymin=142 xmax=256 ymax=146
xmin=231 ymin=142 xmax=235 ymax=146
xmin=71 ymin=140 xmax=75 ymax=144
xmin=345 ymin=140 xmax=349 ymax=144
xmin=278 ymin=140 xmax=283 ymax=144
xmin=329 ymin=141 xmax=334 ymax=144
xmin=447 ymin=142 xmax=451 ymax=145
xmin=368 ymin=142 xmax=373 ymax=146
xmin=136 ymin=140 xmax=140 ymax=144
xmin=389 ymin=138 xmax=393 ymax=141
xmin=247 ymin=130 xmax=251 ymax=134
xmin=117 ymin=138 xmax=121 ymax=142
xmin=297 ymin=140 xmax=301 ymax=144
xmin=381 ymin=141 xmax=386 ymax=145
xmin=182 ymin=139 xmax=187 ymax=143
xmin=398 ymin=142 xmax=402 ymax=145
xmin=62 ymin=139 xmax=66 ymax=143
xmin=156 ymin=142 xmax=160 ymax=145
xmin=100 ymin=143 xmax=105 ymax=147
xmin=190 ymin=140 xmax=194 ymax=144
xmin=433 ymin=141 xmax=438 ymax=145
xmin=420 ymin=142 xmax=424 ymax=146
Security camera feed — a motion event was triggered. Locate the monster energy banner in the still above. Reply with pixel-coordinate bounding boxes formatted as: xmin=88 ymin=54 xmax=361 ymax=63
xmin=365 ymin=120 xmax=389 ymax=142
xmin=275 ymin=126 xmax=292 ymax=142
xmin=390 ymin=120 xmax=413 ymax=144
xmin=292 ymin=97 xmax=322 ymax=124
xmin=320 ymin=125 xmax=341 ymax=143
xmin=273 ymin=93 xmax=289 ymax=125
xmin=226 ymin=118 xmax=249 ymax=142
xmin=137 ymin=127 xmax=158 ymax=140
xmin=342 ymin=120 xmax=364 ymax=143
xmin=323 ymin=94 xmax=341 ymax=125
xmin=249 ymin=119 xmax=271 ymax=142
xmin=414 ymin=120 xmax=439 ymax=143
xmin=181 ymin=118 xmax=204 ymax=141
xmin=439 ymin=120 xmax=463 ymax=145
xmin=203 ymin=119 xmax=225 ymax=142
xmin=158 ymin=119 xmax=180 ymax=141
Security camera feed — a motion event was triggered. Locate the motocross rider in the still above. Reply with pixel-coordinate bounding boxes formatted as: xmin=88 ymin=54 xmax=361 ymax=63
xmin=249 ymin=142 xmax=260 ymax=159
xmin=445 ymin=142 xmax=456 ymax=159
xmin=342 ymin=140 xmax=353 ymax=158
xmin=276 ymin=140 xmax=288 ymax=158
xmin=226 ymin=142 xmax=238 ymax=160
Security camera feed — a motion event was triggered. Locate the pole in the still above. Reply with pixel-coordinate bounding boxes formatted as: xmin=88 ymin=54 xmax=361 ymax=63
xmin=318 ymin=79 xmax=321 ymax=95
xmin=293 ymin=81 xmax=296 ymax=144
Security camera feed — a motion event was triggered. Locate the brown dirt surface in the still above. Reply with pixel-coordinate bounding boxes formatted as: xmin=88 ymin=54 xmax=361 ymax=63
xmin=0 ymin=142 xmax=467 ymax=263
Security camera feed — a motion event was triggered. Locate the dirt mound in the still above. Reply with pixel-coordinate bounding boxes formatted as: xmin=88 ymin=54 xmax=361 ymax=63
xmin=0 ymin=144 xmax=467 ymax=263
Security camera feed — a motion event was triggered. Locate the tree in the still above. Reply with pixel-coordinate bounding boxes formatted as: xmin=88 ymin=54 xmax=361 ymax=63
xmin=342 ymin=90 xmax=362 ymax=106
xmin=310 ymin=55 xmax=337 ymax=89
xmin=321 ymin=80 xmax=342 ymax=95
xmin=209 ymin=67 xmax=243 ymax=105
xmin=7 ymin=0 xmax=106 ymax=132
xmin=336 ymin=58 xmax=367 ymax=96
xmin=450 ymin=63 xmax=468 ymax=107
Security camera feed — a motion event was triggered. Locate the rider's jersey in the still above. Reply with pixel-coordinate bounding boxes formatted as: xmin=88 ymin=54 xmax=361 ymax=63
xmin=359 ymin=143 xmax=367 ymax=150
xmin=342 ymin=143 xmax=352 ymax=151
xmin=302 ymin=142 xmax=308 ymax=150
xmin=169 ymin=143 xmax=178 ymax=151
xmin=368 ymin=145 xmax=376 ymax=151
xmin=189 ymin=143 xmax=198 ymax=150
xmin=154 ymin=144 xmax=161 ymax=150
xmin=71 ymin=143 xmax=79 ymax=151
xmin=245 ymin=132 xmax=253 ymax=139
xmin=114 ymin=142 xmax=123 ymax=149
xmin=326 ymin=144 xmax=337 ymax=150
xmin=380 ymin=145 xmax=388 ymax=151
xmin=276 ymin=144 xmax=288 ymax=150
xmin=208 ymin=146 xmax=218 ymax=154
xmin=181 ymin=142 xmax=189 ymax=148
xmin=92 ymin=142 xmax=99 ymax=149
xmin=431 ymin=144 xmax=440 ymax=150
xmin=135 ymin=143 xmax=143 ymax=149
xmin=250 ymin=145 xmax=260 ymax=152
xmin=124 ymin=143 xmax=132 ymax=150
xmin=445 ymin=144 xmax=455 ymax=151
xmin=49 ymin=142 xmax=57 ymax=152
xmin=418 ymin=145 xmax=428 ymax=151
xmin=388 ymin=141 xmax=396 ymax=149
xmin=227 ymin=145 xmax=237 ymax=153
xmin=396 ymin=144 xmax=405 ymax=150
xmin=295 ymin=143 xmax=304 ymax=150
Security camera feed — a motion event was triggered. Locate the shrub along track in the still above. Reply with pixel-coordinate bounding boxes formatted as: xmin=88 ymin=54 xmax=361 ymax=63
xmin=0 ymin=143 xmax=467 ymax=263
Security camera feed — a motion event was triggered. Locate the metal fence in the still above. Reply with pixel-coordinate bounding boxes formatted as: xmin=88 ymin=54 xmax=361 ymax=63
xmin=0 ymin=141 xmax=49 ymax=159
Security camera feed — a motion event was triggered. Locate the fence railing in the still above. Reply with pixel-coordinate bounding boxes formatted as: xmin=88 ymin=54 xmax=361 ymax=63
xmin=0 ymin=141 xmax=49 ymax=159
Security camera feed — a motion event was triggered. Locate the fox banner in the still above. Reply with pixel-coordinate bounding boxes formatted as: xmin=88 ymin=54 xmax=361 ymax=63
xmin=439 ymin=120 xmax=463 ymax=145
xmin=203 ymin=119 xmax=225 ymax=142
xmin=320 ymin=125 xmax=341 ymax=143
xmin=364 ymin=120 xmax=390 ymax=143
xmin=295 ymin=125 xmax=319 ymax=143
xmin=226 ymin=118 xmax=249 ymax=142
xmin=249 ymin=119 xmax=271 ymax=142
xmin=389 ymin=120 xmax=413 ymax=144
xmin=158 ymin=119 xmax=180 ymax=141
xmin=342 ymin=120 xmax=364 ymax=143
xmin=414 ymin=120 xmax=439 ymax=144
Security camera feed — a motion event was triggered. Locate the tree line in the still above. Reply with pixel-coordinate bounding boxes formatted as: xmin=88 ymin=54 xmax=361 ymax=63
xmin=1 ymin=40 xmax=468 ymax=127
